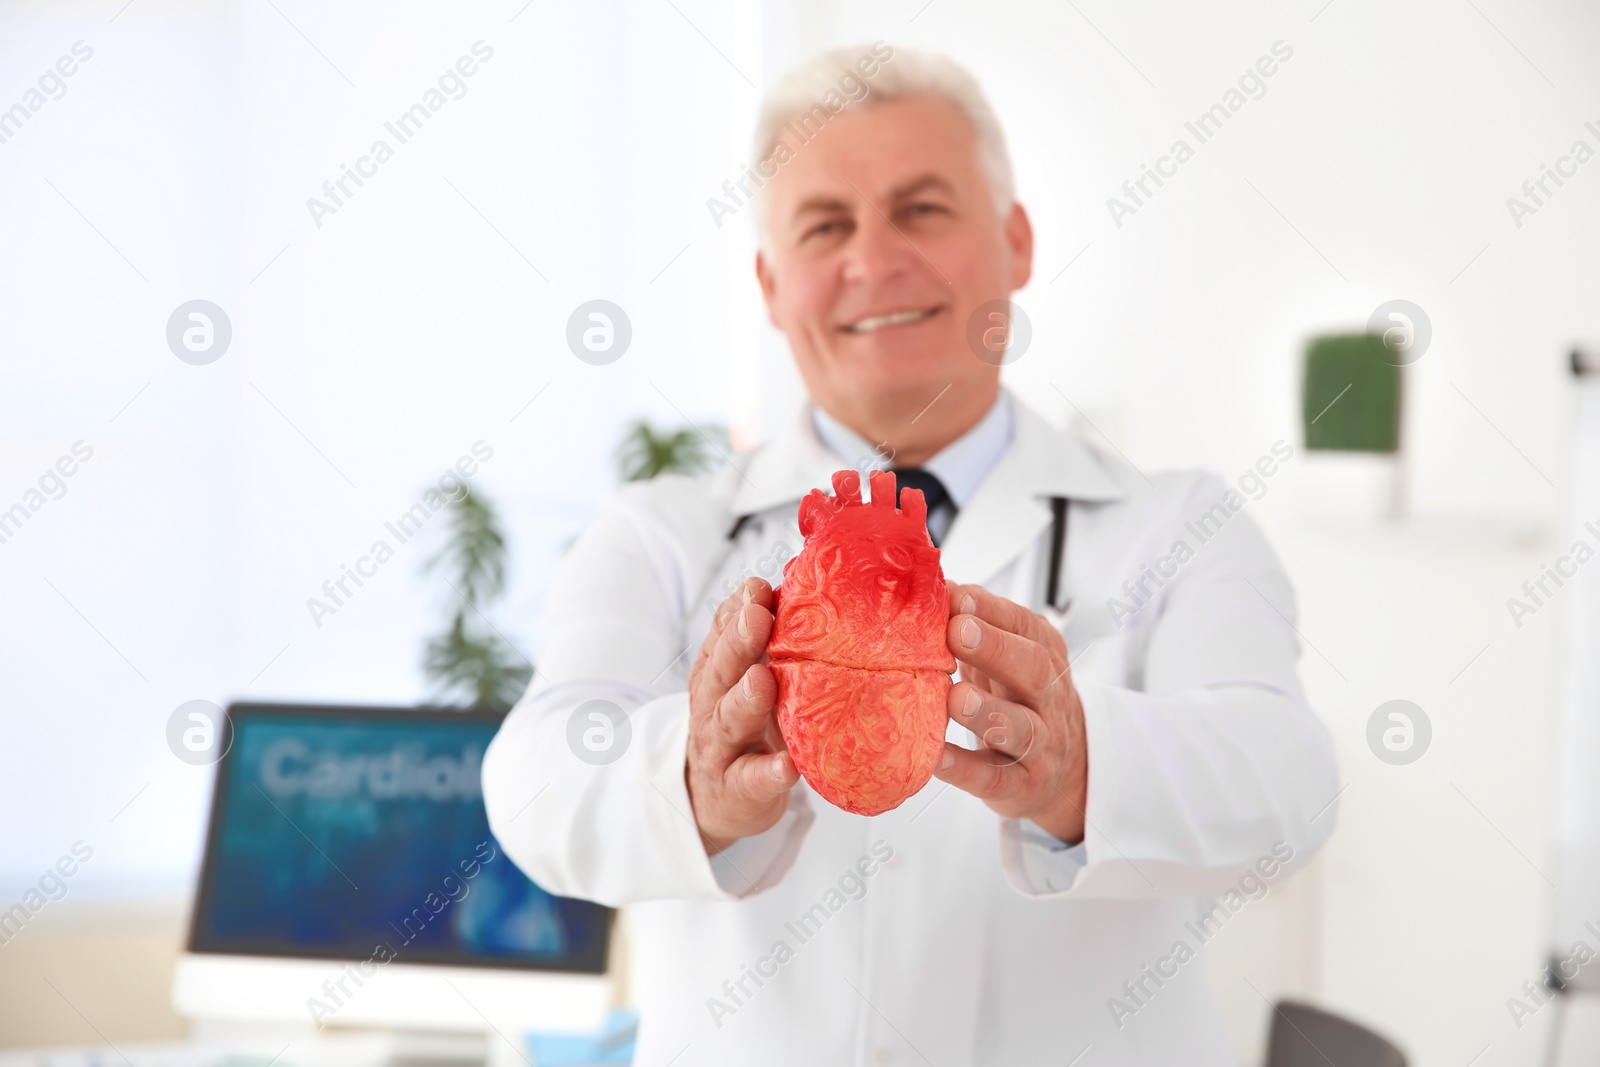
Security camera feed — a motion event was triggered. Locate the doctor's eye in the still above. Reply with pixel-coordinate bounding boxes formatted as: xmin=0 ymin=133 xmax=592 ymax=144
xmin=897 ymin=200 xmax=950 ymax=224
xmin=802 ymin=216 xmax=853 ymax=243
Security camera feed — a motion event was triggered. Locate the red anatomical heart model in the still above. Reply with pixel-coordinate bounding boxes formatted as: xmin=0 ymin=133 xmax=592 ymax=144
xmin=768 ymin=469 xmax=956 ymax=816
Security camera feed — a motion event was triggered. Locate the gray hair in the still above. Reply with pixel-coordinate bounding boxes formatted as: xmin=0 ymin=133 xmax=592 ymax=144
xmin=749 ymin=44 xmax=1016 ymax=241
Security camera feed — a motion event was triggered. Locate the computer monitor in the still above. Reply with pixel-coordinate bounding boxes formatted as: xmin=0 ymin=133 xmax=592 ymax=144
xmin=173 ymin=702 xmax=613 ymax=1041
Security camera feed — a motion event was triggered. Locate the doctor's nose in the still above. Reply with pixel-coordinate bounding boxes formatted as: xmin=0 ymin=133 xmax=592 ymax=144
xmin=839 ymin=210 xmax=922 ymax=288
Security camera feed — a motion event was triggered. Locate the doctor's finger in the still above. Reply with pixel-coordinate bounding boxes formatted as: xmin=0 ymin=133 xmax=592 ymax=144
xmin=949 ymin=583 xmax=1059 ymax=650
xmin=932 ymin=742 xmax=1027 ymax=805
xmin=727 ymin=748 xmax=799 ymax=802
xmin=698 ymin=599 xmax=773 ymax=710
xmin=958 ymin=662 xmax=995 ymax=697
xmin=949 ymin=613 xmax=1056 ymax=699
xmin=714 ymin=663 xmax=778 ymax=746
xmin=948 ymin=682 xmax=1037 ymax=763
xmin=692 ymin=583 xmax=755 ymax=689
xmin=710 ymin=578 xmax=773 ymax=638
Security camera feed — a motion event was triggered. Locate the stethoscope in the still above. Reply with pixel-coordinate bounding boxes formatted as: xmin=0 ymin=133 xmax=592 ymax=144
xmin=668 ymin=497 xmax=1075 ymax=676
xmin=1039 ymin=496 xmax=1073 ymax=629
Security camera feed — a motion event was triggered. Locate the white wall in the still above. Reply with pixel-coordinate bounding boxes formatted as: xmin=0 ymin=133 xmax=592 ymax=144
xmin=758 ymin=2 xmax=1598 ymax=1063
xmin=0 ymin=0 xmax=761 ymax=902
xmin=3 ymin=0 xmax=1598 ymax=1063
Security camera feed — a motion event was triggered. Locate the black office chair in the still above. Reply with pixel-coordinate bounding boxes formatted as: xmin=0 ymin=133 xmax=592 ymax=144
xmin=1265 ymin=1001 xmax=1408 ymax=1067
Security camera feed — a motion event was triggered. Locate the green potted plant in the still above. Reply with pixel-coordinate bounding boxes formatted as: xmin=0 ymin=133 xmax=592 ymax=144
xmin=421 ymin=489 xmax=531 ymax=711
xmin=420 ymin=418 xmax=727 ymax=709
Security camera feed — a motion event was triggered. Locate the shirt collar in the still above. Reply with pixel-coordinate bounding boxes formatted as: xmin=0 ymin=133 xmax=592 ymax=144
xmin=727 ymin=388 xmax=1130 ymax=521
xmin=809 ymin=392 xmax=1013 ymax=508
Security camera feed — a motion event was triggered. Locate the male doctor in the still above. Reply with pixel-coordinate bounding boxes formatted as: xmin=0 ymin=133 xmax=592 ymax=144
xmin=484 ymin=45 xmax=1338 ymax=1066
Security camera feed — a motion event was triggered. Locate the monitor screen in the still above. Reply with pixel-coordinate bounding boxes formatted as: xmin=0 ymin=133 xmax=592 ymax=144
xmin=188 ymin=703 xmax=611 ymax=974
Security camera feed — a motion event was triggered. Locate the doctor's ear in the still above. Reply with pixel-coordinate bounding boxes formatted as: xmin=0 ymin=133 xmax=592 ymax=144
xmin=755 ymin=249 xmax=781 ymax=328
xmin=1004 ymin=202 xmax=1034 ymax=291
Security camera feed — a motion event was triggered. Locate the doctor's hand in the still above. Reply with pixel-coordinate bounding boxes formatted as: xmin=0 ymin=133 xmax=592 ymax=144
xmin=934 ymin=583 xmax=1088 ymax=846
xmin=685 ymin=578 xmax=801 ymax=856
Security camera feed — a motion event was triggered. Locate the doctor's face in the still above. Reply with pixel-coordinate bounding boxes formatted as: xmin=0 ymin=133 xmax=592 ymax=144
xmin=756 ymin=93 xmax=1033 ymax=423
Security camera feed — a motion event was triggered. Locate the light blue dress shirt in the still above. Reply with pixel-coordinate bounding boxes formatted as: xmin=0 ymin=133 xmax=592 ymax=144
xmin=810 ymin=391 xmax=1014 ymax=544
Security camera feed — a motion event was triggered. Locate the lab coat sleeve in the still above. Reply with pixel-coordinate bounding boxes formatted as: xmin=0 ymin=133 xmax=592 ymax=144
xmin=999 ymin=475 xmax=1340 ymax=899
xmin=481 ymin=480 xmax=813 ymax=906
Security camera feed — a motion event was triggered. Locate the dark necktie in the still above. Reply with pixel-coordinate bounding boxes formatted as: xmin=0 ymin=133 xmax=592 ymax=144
xmin=890 ymin=467 xmax=955 ymax=546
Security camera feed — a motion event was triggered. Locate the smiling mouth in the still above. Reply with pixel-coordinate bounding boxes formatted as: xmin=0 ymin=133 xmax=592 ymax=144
xmin=841 ymin=307 xmax=940 ymax=334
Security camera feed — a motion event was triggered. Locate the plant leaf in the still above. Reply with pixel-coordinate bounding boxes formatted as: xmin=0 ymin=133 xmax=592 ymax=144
xmin=420 ymin=487 xmax=532 ymax=710
xmin=615 ymin=419 xmax=727 ymax=482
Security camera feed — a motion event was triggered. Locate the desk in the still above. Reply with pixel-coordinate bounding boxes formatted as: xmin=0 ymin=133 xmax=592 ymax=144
xmin=0 ymin=1030 xmax=537 ymax=1067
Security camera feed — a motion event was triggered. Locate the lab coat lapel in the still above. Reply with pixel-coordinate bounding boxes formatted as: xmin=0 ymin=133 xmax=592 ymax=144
xmin=937 ymin=465 xmax=1053 ymax=587
xmin=939 ymin=396 xmax=1131 ymax=587
xmin=728 ymin=405 xmax=842 ymax=520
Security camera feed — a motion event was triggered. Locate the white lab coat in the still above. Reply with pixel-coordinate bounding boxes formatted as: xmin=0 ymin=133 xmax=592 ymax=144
xmin=483 ymin=393 xmax=1338 ymax=1066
